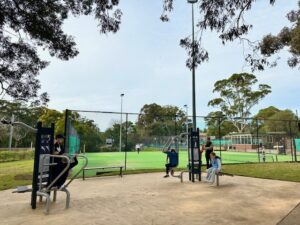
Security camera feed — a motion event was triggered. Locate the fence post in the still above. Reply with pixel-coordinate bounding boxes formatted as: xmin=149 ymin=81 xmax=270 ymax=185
xmin=125 ymin=113 xmax=128 ymax=171
xmin=174 ymin=114 xmax=177 ymax=136
xmin=218 ymin=117 xmax=222 ymax=158
xmin=8 ymin=114 xmax=14 ymax=150
xmin=64 ymin=109 xmax=69 ymax=153
xmin=256 ymin=119 xmax=260 ymax=163
xmin=289 ymin=121 xmax=294 ymax=162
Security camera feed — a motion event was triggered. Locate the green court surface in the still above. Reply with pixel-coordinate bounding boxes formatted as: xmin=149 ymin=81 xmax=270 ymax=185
xmin=77 ymin=151 xmax=292 ymax=177
xmin=0 ymin=151 xmax=296 ymax=190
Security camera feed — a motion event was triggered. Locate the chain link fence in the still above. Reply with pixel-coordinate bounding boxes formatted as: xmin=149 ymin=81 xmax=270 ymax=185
xmin=65 ymin=110 xmax=300 ymax=171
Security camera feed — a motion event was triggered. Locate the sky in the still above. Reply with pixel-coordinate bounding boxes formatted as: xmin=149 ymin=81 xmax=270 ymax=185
xmin=38 ymin=0 xmax=299 ymax=119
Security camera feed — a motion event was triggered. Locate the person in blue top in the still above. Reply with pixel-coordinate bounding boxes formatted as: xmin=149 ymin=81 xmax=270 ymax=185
xmin=205 ymin=152 xmax=222 ymax=183
xmin=163 ymin=148 xmax=179 ymax=178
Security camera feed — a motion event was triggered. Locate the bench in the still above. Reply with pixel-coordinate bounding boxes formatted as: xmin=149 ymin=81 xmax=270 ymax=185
xmin=82 ymin=166 xmax=124 ymax=180
xmin=180 ymin=169 xmax=234 ymax=186
xmin=215 ymin=172 xmax=234 ymax=186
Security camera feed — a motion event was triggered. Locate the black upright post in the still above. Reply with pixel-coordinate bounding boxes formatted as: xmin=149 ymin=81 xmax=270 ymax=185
xmin=31 ymin=122 xmax=42 ymax=209
xmin=191 ymin=128 xmax=195 ymax=182
xmin=218 ymin=117 xmax=222 ymax=158
xmin=289 ymin=121 xmax=294 ymax=162
xmin=188 ymin=128 xmax=200 ymax=182
xmin=125 ymin=113 xmax=128 ymax=171
xmin=188 ymin=128 xmax=192 ymax=181
xmin=64 ymin=109 xmax=69 ymax=153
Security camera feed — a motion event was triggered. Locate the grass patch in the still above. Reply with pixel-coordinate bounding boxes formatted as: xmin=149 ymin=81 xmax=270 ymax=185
xmin=0 ymin=150 xmax=34 ymax=162
xmin=222 ymin=162 xmax=300 ymax=182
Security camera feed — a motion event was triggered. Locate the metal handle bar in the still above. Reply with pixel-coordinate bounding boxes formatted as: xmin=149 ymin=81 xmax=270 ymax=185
xmin=63 ymin=154 xmax=88 ymax=188
xmin=39 ymin=155 xmax=71 ymax=191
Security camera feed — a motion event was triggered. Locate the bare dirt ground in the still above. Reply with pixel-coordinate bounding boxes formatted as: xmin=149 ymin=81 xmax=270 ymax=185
xmin=1 ymin=173 xmax=300 ymax=225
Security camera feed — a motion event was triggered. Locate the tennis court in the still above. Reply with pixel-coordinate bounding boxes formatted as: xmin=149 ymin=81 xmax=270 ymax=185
xmin=77 ymin=151 xmax=292 ymax=177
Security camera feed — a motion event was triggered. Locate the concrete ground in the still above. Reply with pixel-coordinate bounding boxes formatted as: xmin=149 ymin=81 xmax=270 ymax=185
xmin=1 ymin=173 xmax=300 ymax=225
xmin=278 ymin=203 xmax=300 ymax=225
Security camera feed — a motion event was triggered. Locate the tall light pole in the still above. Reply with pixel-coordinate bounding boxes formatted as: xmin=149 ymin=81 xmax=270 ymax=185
xmin=119 ymin=93 xmax=124 ymax=152
xmin=187 ymin=0 xmax=198 ymax=131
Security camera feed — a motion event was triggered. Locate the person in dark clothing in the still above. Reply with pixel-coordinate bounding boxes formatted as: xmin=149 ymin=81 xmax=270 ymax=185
xmin=204 ymin=137 xmax=214 ymax=169
xmin=54 ymin=134 xmax=65 ymax=156
xmin=163 ymin=149 xmax=179 ymax=178
xmin=53 ymin=134 xmax=65 ymax=165
xmin=50 ymin=155 xmax=78 ymax=188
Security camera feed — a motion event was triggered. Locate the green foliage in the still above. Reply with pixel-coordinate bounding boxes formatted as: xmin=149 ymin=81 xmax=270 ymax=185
xmin=0 ymin=100 xmax=44 ymax=147
xmin=101 ymin=121 xmax=140 ymax=151
xmin=71 ymin=114 xmax=103 ymax=152
xmin=38 ymin=108 xmax=65 ymax=134
xmin=253 ymin=107 xmax=298 ymax=135
xmin=136 ymin=103 xmax=186 ymax=136
xmin=254 ymin=106 xmax=280 ymax=120
xmin=265 ymin=110 xmax=298 ymax=134
xmin=205 ymin=111 xmax=237 ymax=137
xmin=208 ymin=73 xmax=271 ymax=132
xmin=0 ymin=0 xmax=122 ymax=102
xmin=260 ymin=1 xmax=300 ymax=68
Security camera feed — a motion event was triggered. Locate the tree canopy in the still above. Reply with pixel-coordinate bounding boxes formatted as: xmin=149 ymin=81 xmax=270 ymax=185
xmin=204 ymin=111 xmax=236 ymax=137
xmin=161 ymin=0 xmax=276 ymax=70
xmin=208 ymin=73 xmax=271 ymax=132
xmin=259 ymin=1 xmax=300 ymax=69
xmin=136 ymin=103 xmax=186 ymax=136
xmin=0 ymin=0 xmax=122 ymax=102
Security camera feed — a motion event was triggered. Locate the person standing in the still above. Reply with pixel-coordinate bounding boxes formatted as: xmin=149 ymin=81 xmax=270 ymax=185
xmin=204 ymin=137 xmax=214 ymax=169
xmin=135 ymin=143 xmax=141 ymax=154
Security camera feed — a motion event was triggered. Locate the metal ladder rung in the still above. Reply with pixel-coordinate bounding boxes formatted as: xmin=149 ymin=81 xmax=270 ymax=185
xmin=43 ymin=163 xmax=58 ymax=166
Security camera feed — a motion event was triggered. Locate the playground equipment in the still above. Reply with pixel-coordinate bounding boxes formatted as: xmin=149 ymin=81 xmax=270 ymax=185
xmin=162 ymin=132 xmax=187 ymax=178
xmin=82 ymin=165 xmax=124 ymax=180
xmin=186 ymin=128 xmax=202 ymax=182
xmin=1 ymin=118 xmax=88 ymax=214
xmin=161 ymin=130 xmax=202 ymax=182
xmin=162 ymin=128 xmax=204 ymax=182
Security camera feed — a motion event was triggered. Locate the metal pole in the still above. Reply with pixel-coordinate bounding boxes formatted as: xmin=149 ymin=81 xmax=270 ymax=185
xmin=295 ymin=111 xmax=299 ymax=162
xmin=9 ymin=114 xmax=14 ymax=150
xmin=119 ymin=94 xmax=124 ymax=152
xmin=64 ymin=109 xmax=69 ymax=153
xmin=191 ymin=3 xmax=197 ymax=131
xmin=185 ymin=105 xmax=189 ymax=151
xmin=174 ymin=115 xmax=177 ymax=136
xmin=125 ymin=113 xmax=128 ymax=171
xmin=218 ymin=117 xmax=222 ymax=158
xmin=256 ymin=119 xmax=260 ymax=163
xmin=289 ymin=121 xmax=294 ymax=162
